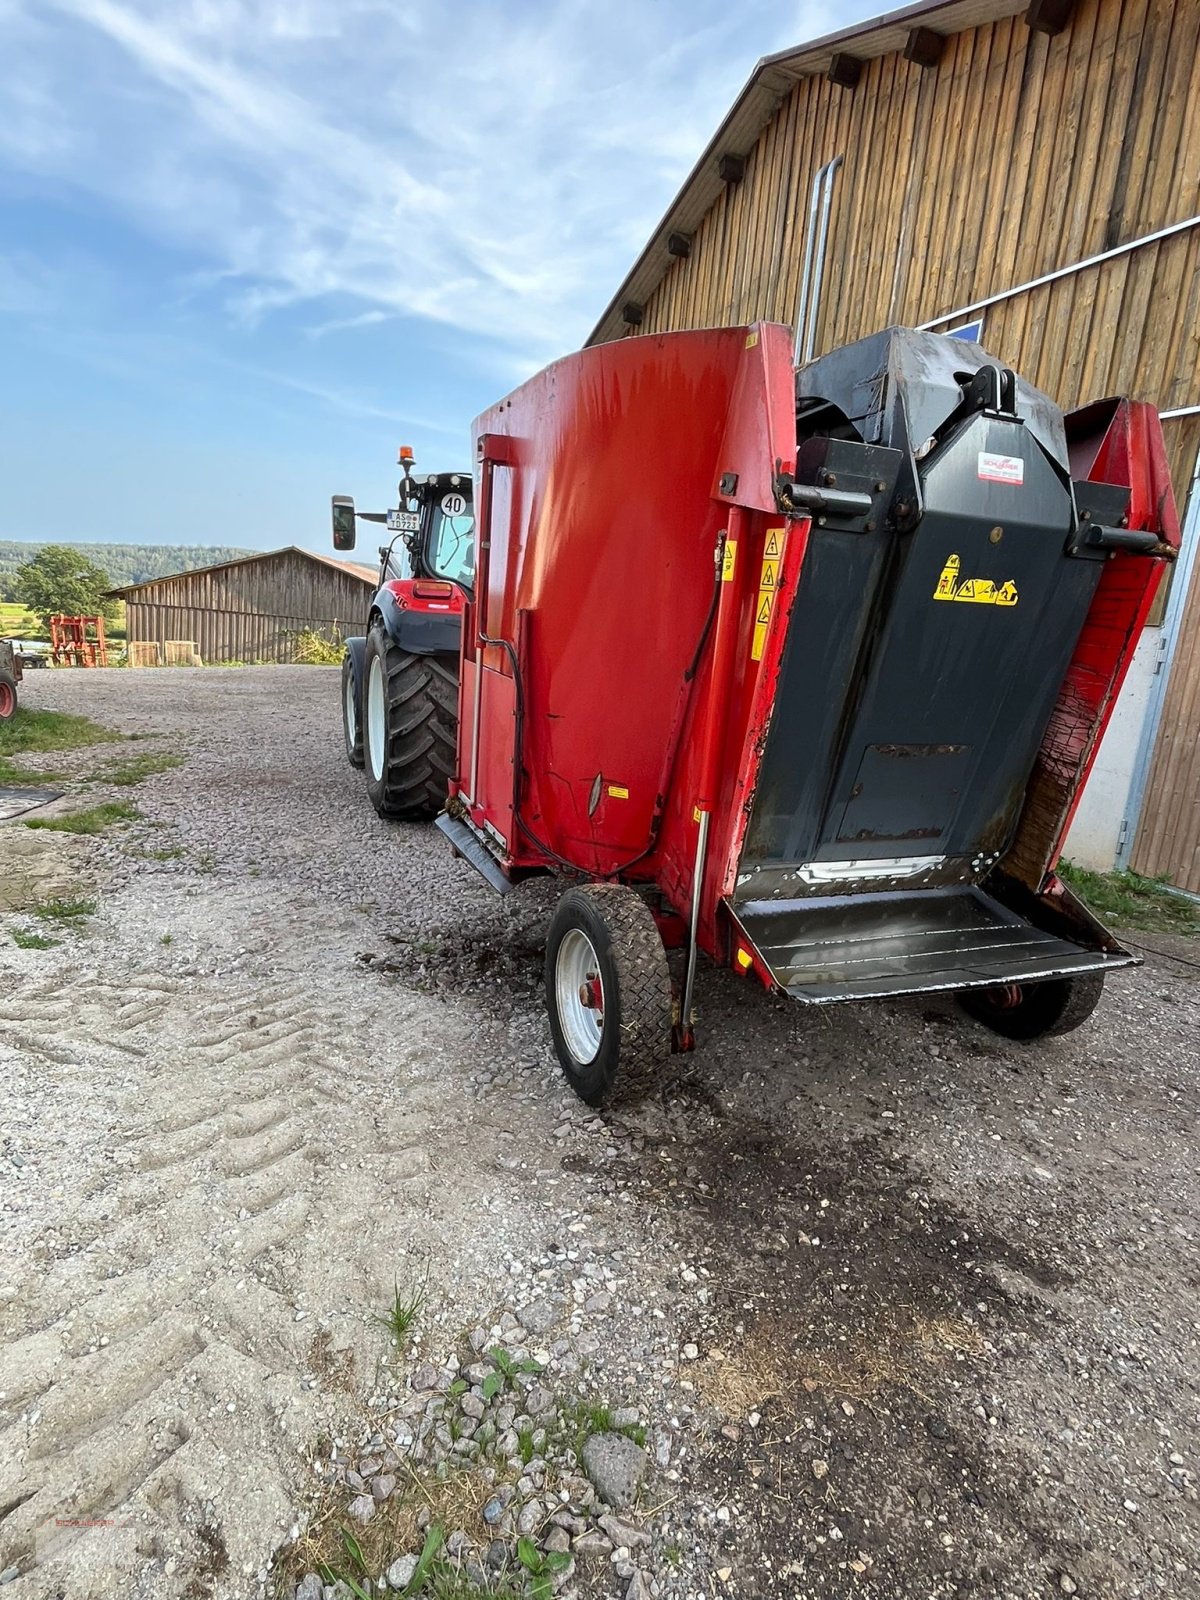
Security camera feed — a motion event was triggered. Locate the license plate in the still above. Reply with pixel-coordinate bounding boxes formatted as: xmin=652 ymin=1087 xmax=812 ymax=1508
xmin=387 ymin=510 xmax=420 ymax=532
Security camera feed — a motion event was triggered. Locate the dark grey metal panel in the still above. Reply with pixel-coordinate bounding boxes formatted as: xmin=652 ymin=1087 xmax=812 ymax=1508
xmin=729 ymin=887 xmax=1136 ymax=1003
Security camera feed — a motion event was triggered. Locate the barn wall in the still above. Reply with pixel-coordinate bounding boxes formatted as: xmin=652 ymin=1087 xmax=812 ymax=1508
xmin=122 ymin=551 xmax=373 ymax=664
xmin=616 ymin=0 xmax=1199 ymax=507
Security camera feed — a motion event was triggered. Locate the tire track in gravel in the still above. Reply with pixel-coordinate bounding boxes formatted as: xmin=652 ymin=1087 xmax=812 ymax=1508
xmin=0 ymin=887 xmax=549 ymax=1598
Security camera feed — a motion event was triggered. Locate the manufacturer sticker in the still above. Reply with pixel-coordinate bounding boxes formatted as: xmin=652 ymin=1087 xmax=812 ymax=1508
xmin=933 ymin=553 xmax=1018 ymax=607
xmin=977 ymin=452 xmax=1024 ymax=485
xmin=606 ymin=784 xmax=629 ymax=800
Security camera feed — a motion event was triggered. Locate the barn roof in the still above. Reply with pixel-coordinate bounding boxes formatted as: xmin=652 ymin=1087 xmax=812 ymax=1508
xmin=588 ymin=0 xmax=1030 ymax=345
xmin=108 ymin=545 xmax=378 ymax=598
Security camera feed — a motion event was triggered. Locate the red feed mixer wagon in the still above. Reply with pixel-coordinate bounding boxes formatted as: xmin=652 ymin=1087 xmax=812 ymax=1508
xmin=428 ymin=324 xmax=1177 ymax=1105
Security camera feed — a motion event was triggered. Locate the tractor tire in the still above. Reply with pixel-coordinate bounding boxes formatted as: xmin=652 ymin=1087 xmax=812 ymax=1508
xmin=341 ymin=650 xmax=364 ymax=769
xmin=545 ymin=882 xmax=672 ymax=1106
xmin=362 ymin=622 xmax=457 ymax=819
xmin=957 ymin=971 xmax=1106 ymax=1041
xmin=0 ymin=670 xmax=16 ymax=723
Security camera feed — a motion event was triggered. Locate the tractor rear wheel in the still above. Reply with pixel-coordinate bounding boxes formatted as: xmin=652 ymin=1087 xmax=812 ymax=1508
xmin=0 ymin=670 xmax=16 ymax=723
xmin=362 ymin=623 xmax=457 ymax=819
xmin=545 ymin=883 xmax=672 ymax=1106
xmin=957 ymin=972 xmax=1105 ymax=1040
xmin=341 ymin=651 xmax=364 ymax=768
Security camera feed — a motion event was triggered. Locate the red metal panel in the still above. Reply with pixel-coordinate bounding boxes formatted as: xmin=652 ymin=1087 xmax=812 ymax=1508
xmin=463 ymin=324 xmax=797 ymax=903
xmin=1008 ymin=399 xmax=1181 ymax=884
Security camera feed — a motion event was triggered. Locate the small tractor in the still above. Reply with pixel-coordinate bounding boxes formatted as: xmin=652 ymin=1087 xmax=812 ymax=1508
xmin=0 ymin=638 xmax=21 ymax=723
xmin=332 ymin=447 xmax=474 ymax=818
xmin=436 ymin=324 xmax=1177 ymax=1103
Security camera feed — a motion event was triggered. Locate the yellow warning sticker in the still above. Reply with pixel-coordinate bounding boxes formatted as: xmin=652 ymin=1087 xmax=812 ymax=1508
xmin=764 ymin=528 xmax=785 ymax=559
xmin=722 ymin=540 xmax=737 ymax=582
xmin=745 ymin=330 xmax=759 ymax=349
xmin=933 ymin=553 xmax=1018 ymax=607
xmin=759 ymin=559 xmax=779 ymax=591
xmin=736 ymin=947 xmax=754 ymax=970
xmin=751 ymin=593 xmax=773 ymax=661
xmin=607 ymin=784 xmax=629 ymax=800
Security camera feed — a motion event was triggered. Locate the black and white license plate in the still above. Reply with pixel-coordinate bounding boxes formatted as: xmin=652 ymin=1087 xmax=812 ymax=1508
xmin=386 ymin=510 xmax=420 ymax=532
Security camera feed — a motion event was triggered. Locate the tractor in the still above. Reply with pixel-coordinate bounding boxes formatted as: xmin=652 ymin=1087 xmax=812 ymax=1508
xmin=0 ymin=638 xmax=22 ymax=723
xmin=332 ymin=447 xmax=474 ymax=818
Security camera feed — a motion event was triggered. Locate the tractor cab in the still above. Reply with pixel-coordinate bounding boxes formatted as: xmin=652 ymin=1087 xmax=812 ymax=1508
xmin=331 ymin=447 xmax=474 ymax=590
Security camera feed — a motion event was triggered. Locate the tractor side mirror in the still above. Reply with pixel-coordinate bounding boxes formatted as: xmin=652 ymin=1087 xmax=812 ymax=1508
xmin=332 ymin=495 xmax=357 ymax=551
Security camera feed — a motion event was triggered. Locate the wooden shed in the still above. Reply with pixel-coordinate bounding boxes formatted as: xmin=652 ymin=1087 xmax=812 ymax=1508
xmin=111 ymin=547 xmax=377 ymax=666
xmin=591 ymin=0 xmax=1200 ymax=890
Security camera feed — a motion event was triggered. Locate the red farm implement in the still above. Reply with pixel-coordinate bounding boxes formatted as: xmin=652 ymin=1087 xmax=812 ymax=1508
xmin=50 ymin=614 xmax=109 ymax=668
xmin=407 ymin=324 xmax=1177 ymax=1104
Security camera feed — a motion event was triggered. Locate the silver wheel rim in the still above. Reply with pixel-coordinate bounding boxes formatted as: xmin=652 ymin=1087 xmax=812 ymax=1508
xmin=344 ymin=667 xmax=358 ymax=750
xmin=367 ymin=655 xmax=386 ymax=782
xmin=555 ymin=928 xmax=605 ymax=1065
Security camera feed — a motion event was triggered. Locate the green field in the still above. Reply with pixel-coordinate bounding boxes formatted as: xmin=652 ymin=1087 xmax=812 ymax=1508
xmin=0 ymin=602 xmax=43 ymax=638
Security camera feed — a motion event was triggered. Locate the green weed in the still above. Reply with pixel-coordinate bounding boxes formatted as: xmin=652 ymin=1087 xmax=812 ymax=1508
xmin=93 ymin=751 xmax=184 ymax=787
xmin=1059 ymin=861 xmax=1200 ymax=936
xmin=24 ymin=801 xmax=139 ymax=835
xmin=482 ymin=1346 xmax=542 ymax=1401
xmin=31 ymin=897 xmax=97 ymax=922
xmin=0 ymin=708 xmax=119 ymax=756
xmin=516 ymin=1535 xmax=571 ymax=1600
xmin=148 ymin=846 xmax=185 ymax=861
xmin=160 ymin=933 xmax=174 ymax=946
xmin=373 ymin=1280 xmax=428 ymax=1343
xmin=12 ymin=929 xmax=60 ymax=950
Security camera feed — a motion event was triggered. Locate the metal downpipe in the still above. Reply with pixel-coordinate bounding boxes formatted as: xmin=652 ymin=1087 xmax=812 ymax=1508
xmin=803 ymin=153 xmax=843 ymax=363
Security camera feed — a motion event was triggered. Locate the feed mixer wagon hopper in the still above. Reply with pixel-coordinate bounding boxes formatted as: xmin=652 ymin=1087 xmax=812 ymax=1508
xmin=432 ymin=324 xmax=1178 ymax=1105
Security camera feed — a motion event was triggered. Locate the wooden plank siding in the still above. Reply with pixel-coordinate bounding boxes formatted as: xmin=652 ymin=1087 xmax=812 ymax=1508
xmin=610 ymin=0 xmax=1198 ymax=505
xmin=599 ymin=0 xmax=1200 ymax=887
xmin=119 ymin=550 xmax=374 ymax=665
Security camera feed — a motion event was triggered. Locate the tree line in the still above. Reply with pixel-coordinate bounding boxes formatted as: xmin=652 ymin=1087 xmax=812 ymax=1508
xmin=0 ymin=541 xmax=251 ymax=605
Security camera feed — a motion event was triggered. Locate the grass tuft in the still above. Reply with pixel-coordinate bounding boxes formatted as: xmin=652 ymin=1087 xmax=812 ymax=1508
xmin=373 ymin=1280 xmax=429 ymax=1344
xmin=12 ymin=929 xmax=60 ymax=950
xmin=0 ymin=708 xmax=120 ymax=757
xmin=93 ymin=751 xmax=184 ymax=787
xmin=1059 ymin=861 xmax=1200 ymax=936
xmin=24 ymin=800 xmax=139 ymax=835
xmin=30 ymin=897 xmax=97 ymax=922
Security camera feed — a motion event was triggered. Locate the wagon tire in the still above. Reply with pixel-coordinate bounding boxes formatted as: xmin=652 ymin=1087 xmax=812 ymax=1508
xmin=341 ymin=651 xmax=364 ymax=768
xmin=362 ymin=622 xmax=457 ymax=819
xmin=957 ymin=972 xmax=1105 ymax=1041
xmin=545 ymin=882 xmax=672 ymax=1106
xmin=0 ymin=670 xmax=16 ymax=723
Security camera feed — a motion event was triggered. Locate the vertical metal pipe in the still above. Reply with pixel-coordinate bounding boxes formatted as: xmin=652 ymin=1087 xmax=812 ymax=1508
xmin=803 ymin=153 xmax=843 ymax=363
xmin=467 ymin=456 xmax=494 ymax=805
xmin=793 ymin=159 xmax=830 ymax=366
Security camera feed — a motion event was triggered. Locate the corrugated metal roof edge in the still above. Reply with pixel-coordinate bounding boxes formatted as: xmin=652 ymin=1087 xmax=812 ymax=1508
xmin=107 ymin=545 xmax=379 ymax=597
xmin=586 ymin=0 xmax=1028 ymax=346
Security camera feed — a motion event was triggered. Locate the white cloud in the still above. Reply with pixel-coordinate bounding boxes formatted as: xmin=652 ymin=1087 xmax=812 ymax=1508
xmin=0 ymin=0 xmax=882 ymax=360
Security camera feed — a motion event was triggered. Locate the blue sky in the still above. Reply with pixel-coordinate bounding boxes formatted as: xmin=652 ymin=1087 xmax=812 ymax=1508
xmin=0 ymin=0 xmax=877 ymax=553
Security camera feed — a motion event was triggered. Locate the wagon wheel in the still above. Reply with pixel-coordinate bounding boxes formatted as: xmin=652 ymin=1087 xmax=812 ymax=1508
xmin=545 ymin=883 xmax=672 ymax=1106
xmin=957 ymin=972 xmax=1105 ymax=1041
xmin=0 ymin=670 xmax=17 ymax=723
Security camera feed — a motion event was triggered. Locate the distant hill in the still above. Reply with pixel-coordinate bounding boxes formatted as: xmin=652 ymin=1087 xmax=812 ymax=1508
xmin=0 ymin=541 xmax=253 ymax=600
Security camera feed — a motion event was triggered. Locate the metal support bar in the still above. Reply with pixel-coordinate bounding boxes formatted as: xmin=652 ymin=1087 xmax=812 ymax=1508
xmin=804 ymin=154 xmax=843 ymax=364
xmin=920 ymin=214 xmax=1200 ymax=332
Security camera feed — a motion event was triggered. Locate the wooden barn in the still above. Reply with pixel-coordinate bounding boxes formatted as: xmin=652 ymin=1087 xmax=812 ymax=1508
xmin=592 ymin=0 xmax=1200 ymax=891
xmin=111 ymin=547 xmax=376 ymax=666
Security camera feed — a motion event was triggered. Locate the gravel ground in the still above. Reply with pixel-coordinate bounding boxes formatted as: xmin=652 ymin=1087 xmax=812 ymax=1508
xmin=0 ymin=667 xmax=1196 ymax=1600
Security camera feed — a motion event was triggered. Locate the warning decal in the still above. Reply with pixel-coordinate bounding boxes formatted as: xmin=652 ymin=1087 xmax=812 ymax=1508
xmin=751 ymin=528 xmax=787 ymax=660
xmin=607 ymin=784 xmax=629 ymax=799
xmin=722 ymin=540 xmax=737 ymax=582
xmin=933 ymin=553 xmax=1018 ymax=607
xmin=977 ymin=452 xmax=1024 ymax=485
